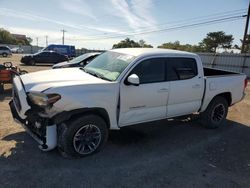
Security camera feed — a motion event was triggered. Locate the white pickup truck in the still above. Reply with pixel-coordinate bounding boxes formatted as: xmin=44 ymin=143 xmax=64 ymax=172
xmin=9 ymin=48 xmax=247 ymax=158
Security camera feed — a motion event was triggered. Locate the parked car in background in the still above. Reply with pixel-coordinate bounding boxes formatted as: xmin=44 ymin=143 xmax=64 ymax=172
xmin=9 ymin=48 xmax=247 ymax=158
xmin=11 ymin=47 xmax=24 ymax=53
xmin=43 ymin=44 xmax=76 ymax=58
xmin=52 ymin=52 xmax=101 ymax=69
xmin=21 ymin=51 xmax=68 ymax=65
xmin=0 ymin=46 xmax=12 ymax=57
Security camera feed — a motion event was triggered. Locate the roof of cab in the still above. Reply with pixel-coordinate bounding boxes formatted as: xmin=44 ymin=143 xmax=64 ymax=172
xmin=110 ymin=48 xmax=197 ymax=57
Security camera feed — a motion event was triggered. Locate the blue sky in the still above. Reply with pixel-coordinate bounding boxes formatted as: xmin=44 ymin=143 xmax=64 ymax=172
xmin=0 ymin=0 xmax=248 ymax=49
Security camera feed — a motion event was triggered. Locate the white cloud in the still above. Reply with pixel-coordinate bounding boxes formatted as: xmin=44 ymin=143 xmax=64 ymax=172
xmin=0 ymin=8 xmax=83 ymax=30
xmin=0 ymin=1 xmax=158 ymax=48
xmin=0 ymin=7 xmax=126 ymax=36
xmin=131 ymin=0 xmax=158 ymax=30
xmin=58 ymin=0 xmax=96 ymax=20
xmin=110 ymin=0 xmax=158 ymax=31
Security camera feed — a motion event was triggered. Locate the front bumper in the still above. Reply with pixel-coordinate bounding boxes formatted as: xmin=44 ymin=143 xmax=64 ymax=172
xmin=9 ymin=100 xmax=57 ymax=151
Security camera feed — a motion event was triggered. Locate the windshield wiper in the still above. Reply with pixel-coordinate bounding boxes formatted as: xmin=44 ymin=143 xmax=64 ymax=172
xmin=80 ymin=68 xmax=112 ymax=81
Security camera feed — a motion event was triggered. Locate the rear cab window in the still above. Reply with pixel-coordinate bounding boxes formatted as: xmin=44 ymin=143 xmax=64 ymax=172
xmin=166 ymin=58 xmax=198 ymax=81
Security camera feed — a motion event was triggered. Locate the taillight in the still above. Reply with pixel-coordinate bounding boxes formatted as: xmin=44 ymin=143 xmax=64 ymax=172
xmin=244 ymin=78 xmax=248 ymax=90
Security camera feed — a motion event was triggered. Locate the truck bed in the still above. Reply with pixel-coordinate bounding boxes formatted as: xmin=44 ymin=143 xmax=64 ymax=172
xmin=200 ymin=68 xmax=246 ymax=112
xmin=204 ymin=67 xmax=239 ymax=77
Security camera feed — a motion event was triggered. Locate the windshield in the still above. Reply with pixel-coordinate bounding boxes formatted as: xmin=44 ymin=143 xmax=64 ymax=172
xmin=84 ymin=51 xmax=136 ymax=81
xmin=69 ymin=54 xmax=90 ymax=64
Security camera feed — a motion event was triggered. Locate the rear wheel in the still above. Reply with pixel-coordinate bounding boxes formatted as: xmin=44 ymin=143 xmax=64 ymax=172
xmin=58 ymin=114 xmax=109 ymax=158
xmin=2 ymin=53 xmax=7 ymax=57
xmin=200 ymin=96 xmax=228 ymax=129
xmin=29 ymin=59 xmax=36 ymax=66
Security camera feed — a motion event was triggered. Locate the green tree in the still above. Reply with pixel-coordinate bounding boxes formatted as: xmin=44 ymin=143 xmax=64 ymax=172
xmin=157 ymin=41 xmax=205 ymax=52
xmin=200 ymin=31 xmax=234 ymax=52
xmin=0 ymin=28 xmax=16 ymax=44
xmin=236 ymin=34 xmax=250 ymax=53
xmin=26 ymin=37 xmax=33 ymax=46
xmin=0 ymin=28 xmax=32 ymax=45
xmin=138 ymin=39 xmax=153 ymax=48
xmin=112 ymin=38 xmax=152 ymax=48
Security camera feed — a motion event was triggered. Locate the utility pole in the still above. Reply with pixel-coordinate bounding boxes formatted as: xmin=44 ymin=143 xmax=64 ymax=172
xmin=241 ymin=1 xmax=250 ymax=53
xmin=45 ymin=35 xmax=48 ymax=46
xmin=36 ymin=37 xmax=39 ymax=47
xmin=61 ymin=29 xmax=66 ymax=45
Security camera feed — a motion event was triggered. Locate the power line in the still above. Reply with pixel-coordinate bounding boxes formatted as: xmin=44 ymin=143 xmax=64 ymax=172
xmin=67 ymin=9 xmax=246 ymax=39
xmin=85 ymin=10 xmax=247 ymax=39
xmin=67 ymin=14 xmax=246 ymax=41
xmin=91 ymin=8 xmax=247 ymax=31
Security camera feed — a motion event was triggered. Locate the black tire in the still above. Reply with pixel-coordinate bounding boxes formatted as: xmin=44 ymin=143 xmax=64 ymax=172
xmin=0 ymin=84 xmax=4 ymax=92
xmin=200 ymin=96 xmax=228 ymax=129
xmin=58 ymin=114 xmax=109 ymax=158
xmin=29 ymin=59 xmax=36 ymax=66
xmin=2 ymin=53 xmax=7 ymax=57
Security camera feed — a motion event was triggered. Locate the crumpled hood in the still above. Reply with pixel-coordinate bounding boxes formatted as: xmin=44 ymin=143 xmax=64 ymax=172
xmin=20 ymin=68 xmax=108 ymax=92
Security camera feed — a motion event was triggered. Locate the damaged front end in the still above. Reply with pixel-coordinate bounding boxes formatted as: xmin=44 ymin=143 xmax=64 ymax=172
xmin=9 ymin=76 xmax=59 ymax=151
xmin=9 ymin=100 xmax=57 ymax=151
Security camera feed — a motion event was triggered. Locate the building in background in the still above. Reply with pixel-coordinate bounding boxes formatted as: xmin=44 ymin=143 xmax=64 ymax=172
xmin=11 ymin=34 xmax=27 ymax=41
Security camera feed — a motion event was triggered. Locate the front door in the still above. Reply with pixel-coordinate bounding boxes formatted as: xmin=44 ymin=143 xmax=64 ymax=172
xmin=119 ymin=58 xmax=170 ymax=126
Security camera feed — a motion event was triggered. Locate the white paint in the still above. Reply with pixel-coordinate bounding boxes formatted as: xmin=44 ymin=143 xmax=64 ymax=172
xmin=119 ymin=81 xmax=170 ymax=126
xmin=40 ymin=124 xmax=57 ymax=151
xmin=13 ymin=76 xmax=31 ymax=119
xmin=10 ymin=48 xmax=247 ymax=152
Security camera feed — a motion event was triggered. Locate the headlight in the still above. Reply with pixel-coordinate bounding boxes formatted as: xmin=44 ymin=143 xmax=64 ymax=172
xmin=28 ymin=92 xmax=61 ymax=108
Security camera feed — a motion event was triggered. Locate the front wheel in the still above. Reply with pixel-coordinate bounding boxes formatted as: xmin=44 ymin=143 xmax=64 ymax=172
xmin=200 ymin=96 xmax=228 ymax=129
xmin=58 ymin=114 xmax=109 ymax=158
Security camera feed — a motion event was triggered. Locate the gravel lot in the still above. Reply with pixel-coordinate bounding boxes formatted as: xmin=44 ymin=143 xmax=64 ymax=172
xmin=0 ymin=54 xmax=250 ymax=188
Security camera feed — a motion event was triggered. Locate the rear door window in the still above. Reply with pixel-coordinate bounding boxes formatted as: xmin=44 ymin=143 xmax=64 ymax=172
xmin=166 ymin=58 xmax=198 ymax=81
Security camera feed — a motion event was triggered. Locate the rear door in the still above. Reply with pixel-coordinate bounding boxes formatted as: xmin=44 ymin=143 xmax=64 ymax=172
xmin=166 ymin=57 xmax=204 ymax=118
xmin=119 ymin=58 xmax=170 ymax=126
xmin=50 ymin=52 xmax=62 ymax=63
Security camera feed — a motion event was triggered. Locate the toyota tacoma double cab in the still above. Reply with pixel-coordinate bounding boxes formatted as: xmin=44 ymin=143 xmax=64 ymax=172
xmin=9 ymin=48 xmax=247 ymax=158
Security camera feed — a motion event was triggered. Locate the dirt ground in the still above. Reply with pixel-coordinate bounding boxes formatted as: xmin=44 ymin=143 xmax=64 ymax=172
xmin=0 ymin=54 xmax=250 ymax=188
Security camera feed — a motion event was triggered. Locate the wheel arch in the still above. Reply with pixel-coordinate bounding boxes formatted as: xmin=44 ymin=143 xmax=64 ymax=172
xmin=200 ymin=92 xmax=232 ymax=112
xmin=213 ymin=92 xmax=232 ymax=106
xmin=52 ymin=108 xmax=111 ymax=128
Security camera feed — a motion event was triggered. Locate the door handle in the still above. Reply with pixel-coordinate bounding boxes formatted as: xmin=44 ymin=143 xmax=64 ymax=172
xmin=192 ymin=84 xmax=201 ymax=89
xmin=158 ymin=88 xmax=169 ymax=92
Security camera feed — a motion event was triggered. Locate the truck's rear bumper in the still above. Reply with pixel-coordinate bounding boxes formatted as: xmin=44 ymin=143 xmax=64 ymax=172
xmin=9 ymin=100 xmax=57 ymax=151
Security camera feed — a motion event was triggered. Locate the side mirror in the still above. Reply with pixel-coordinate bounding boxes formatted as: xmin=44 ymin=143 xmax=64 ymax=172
xmin=127 ymin=74 xmax=139 ymax=86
